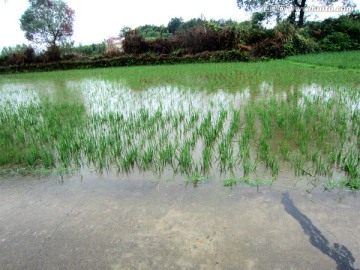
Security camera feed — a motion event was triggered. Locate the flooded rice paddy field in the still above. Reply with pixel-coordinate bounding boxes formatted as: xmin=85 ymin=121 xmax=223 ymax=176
xmin=0 ymin=61 xmax=359 ymax=188
xmin=0 ymin=59 xmax=359 ymax=269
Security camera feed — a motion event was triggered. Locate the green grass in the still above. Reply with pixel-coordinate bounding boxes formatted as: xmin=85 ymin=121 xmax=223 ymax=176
xmin=286 ymin=51 xmax=360 ymax=70
xmin=0 ymin=51 xmax=359 ymax=188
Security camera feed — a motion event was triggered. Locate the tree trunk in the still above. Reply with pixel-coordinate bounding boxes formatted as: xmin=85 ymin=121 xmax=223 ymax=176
xmin=294 ymin=0 xmax=307 ymax=27
xmin=298 ymin=0 xmax=307 ymax=27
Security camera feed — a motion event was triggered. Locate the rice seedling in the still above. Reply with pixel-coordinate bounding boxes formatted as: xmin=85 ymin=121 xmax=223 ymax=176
xmin=340 ymin=148 xmax=360 ymax=189
xmin=218 ymin=136 xmax=232 ymax=171
xmin=177 ymin=140 xmax=193 ymax=174
xmin=279 ymin=141 xmax=290 ymax=161
xmin=237 ymin=177 xmax=273 ymax=188
xmin=159 ymin=142 xmax=176 ymax=166
xmin=223 ymin=177 xmax=237 ymax=187
xmin=201 ymin=146 xmax=212 ymax=174
xmin=119 ymin=147 xmax=138 ymax=173
xmin=185 ymin=167 xmax=207 ymax=187
xmin=140 ymin=144 xmax=155 ymax=170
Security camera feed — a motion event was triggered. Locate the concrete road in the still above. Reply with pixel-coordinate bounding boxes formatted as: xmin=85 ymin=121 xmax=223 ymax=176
xmin=0 ymin=172 xmax=359 ymax=270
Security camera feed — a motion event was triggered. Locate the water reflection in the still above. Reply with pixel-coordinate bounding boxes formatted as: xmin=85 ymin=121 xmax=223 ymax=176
xmin=299 ymin=84 xmax=359 ymax=113
xmin=0 ymin=83 xmax=40 ymax=110
xmin=75 ymin=79 xmax=359 ymax=117
xmin=78 ymin=79 xmax=240 ymax=120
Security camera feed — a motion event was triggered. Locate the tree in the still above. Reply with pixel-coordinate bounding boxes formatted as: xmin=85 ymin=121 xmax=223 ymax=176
xmin=119 ymin=26 xmax=131 ymax=38
xmin=136 ymin=24 xmax=170 ymax=39
xmin=20 ymin=0 xmax=75 ymax=48
xmin=237 ymin=0 xmax=356 ymax=28
xmin=167 ymin=17 xmax=183 ymax=34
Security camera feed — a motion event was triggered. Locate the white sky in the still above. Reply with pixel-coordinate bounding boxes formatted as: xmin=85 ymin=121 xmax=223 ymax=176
xmin=0 ymin=0 xmax=359 ymax=51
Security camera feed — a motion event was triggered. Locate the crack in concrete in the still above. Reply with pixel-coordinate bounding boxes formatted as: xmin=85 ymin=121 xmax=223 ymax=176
xmin=22 ymin=196 xmax=83 ymax=270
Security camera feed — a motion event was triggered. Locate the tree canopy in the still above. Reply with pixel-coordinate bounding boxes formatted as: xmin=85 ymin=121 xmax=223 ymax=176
xmin=20 ymin=0 xmax=75 ymax=47
xmin=167 ymin=17 xmax=183 ymax=34
xmin=236 ymin=0 xmax=356 ymax=27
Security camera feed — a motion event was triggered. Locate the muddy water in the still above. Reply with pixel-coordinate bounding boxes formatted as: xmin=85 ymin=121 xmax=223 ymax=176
xmin=0 ymin=173 xmax=359 ymax=270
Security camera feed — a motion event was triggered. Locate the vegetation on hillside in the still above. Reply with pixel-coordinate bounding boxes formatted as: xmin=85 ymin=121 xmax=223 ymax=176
xmin=0 ymin=11 xmax=359 ymax=69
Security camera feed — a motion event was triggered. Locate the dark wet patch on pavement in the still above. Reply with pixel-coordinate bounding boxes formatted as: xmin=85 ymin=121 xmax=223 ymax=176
xmin=282 ymin=192 xmax=358 ymax=270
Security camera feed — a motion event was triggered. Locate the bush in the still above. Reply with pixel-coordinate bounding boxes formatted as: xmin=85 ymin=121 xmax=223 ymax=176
xmin=320 ymin=32 xmax=357 ymax=51
xmin=45 ymin=45 xmax=61 ymax=62
xmin=73 ymin=43 xmax=106 ymax=56
xmin=253 ymin=39 xmax=285 ymax=59
xmin=305 ymin=12 xmax=360 ymax=51
xmin=146 ymin=38 xmax=174 ymax=54
xmin=0 ymin=51 xmax=252 ymax=73
xmin=274 ymin=22 xmax=295 ymax=44
xmin=0 ymin=44 xmax=36 ymax=65
xmin=170 ymin=48 xmax=187 ymax=57
xmin=171 ymin=21 xmax=242 ymax=54
xmin=23 ymin=47 xmax=36 ymax=63
xmin=239 ymin=24 xmax=275 ymax=45
xmin=218 ymin=26 xmax=241 ymax=50
xmin=123 ymin=30 xmax=147 ymax=54
xmin=291 ymin=33 xmax=318 ymax=54
xmin=61 ymin=52 xmax=84 ymax=61
xmin=176 ymin=24 xmax=221 ymax=53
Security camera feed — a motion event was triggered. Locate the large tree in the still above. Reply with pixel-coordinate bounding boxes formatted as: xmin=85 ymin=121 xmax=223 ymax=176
xmin=20 ymin=0 xmax=75 ymax=48
xmin=237 ymin=0 xmax=356 ymax=27
xmin=167 ymin=17 xmax=183 ymax=34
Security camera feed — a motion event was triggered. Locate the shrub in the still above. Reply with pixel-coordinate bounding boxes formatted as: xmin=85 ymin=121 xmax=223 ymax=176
xmin=252 ymin=39 xmax=285 ymax=59
xmin=0 ymin=44 xmax=36 ymax=65
xmin=239 ymin=24 xmax=275 ymax=45
xmin=123 ymin=30 xmax=147 ymax=54
xmin=45 ymin=45 xmax=61 ymax=62
xmin=23 ymin=46 xmax=36 ymax=63
xmin=274 ymin=22 xmax=296 ymax=44
xmin=320 ymin=32 xmax=357 ymax=51
xmin=61 ymin=52 xmax=84 ymax=61
xmin=73 ymin=43 xmax=106 ymax=56
xmin=218 ymin=26 xmax=241 ymax=50
xmin=291 ymin=33 xmax=318 ymax=54
xmin=170 ymin=48 xmax=187 ymax=57
xmin=0 ymin=51 xmax=253 ymax=73
xmin=146 ymin=38 xmax=174 ymax=54
xmin=176 ymin=24 xmax=221 ymax=53
xmin=305 ymin=12 xmax=360 ymax=51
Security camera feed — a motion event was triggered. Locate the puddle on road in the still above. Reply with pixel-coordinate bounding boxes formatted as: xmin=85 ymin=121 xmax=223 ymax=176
xmin=0 ymin=173 xmax=359 ymax=270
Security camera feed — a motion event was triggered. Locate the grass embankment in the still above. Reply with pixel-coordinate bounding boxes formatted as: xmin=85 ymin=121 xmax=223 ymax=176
xmin=0 ymin=50 xmax=251 ymax=74
xmin=287 ymin=51 xmax=360 ymax=70
xmin=0 ymin=51 xmax=359 ymax=189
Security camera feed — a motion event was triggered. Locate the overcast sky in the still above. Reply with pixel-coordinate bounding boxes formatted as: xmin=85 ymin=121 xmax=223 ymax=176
xmin=0 ymin=0 xmax=359 ymax=50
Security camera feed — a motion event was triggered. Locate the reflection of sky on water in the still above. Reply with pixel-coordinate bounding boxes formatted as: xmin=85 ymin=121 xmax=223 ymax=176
xmin=79 ymin=79 xmax=242 ymax=120
xmin=78 ymin=79 xmax=359 ymax=119
xmin=299 ymin=83 xmax=359 ymax=113
xmin=1 ymin=80 xmax=358 ymax=116
xmin=0 ymin=83 xmax=40 ymax=111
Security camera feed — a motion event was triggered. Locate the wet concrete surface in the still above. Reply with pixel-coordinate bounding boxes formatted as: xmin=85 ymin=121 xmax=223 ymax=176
xmin=0 ymin=172 xmax=359 ymax=270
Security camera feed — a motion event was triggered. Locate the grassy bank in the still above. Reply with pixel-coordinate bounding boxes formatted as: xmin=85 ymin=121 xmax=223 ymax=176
xmin=287 ymin=51 xmax=360 ymax=69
